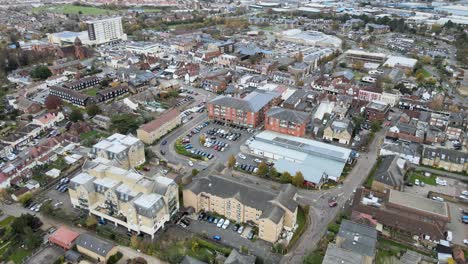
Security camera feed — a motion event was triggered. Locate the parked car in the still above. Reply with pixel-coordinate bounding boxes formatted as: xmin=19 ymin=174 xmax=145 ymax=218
xmin=238 ymin=154 xmax=246 ymax=160
xmin=414 ymin=179 xmax=420 ymax=186
xmin=217 ymin=219 xmax=225 ymax=228
xmin=247 ymin=231 xmax=254 ymax=240
xmin=213 ymin=235 xmax=221 ymax=241
xmin=232 ymin=224 xmax=239 ymax=232
xmin=237 ymin=225 xmax=244 ymax=234
xmin=222 ymin=220 xmax=230 ymax=229
xmin=188 ymin=161 xmax=194 ymax=167
xmin=161 ymin=140 xmax=167 ymax=145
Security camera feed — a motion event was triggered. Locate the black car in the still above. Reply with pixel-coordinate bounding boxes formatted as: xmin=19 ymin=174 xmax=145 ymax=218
xmin=161 ymin=140 xmax=167 ymax=145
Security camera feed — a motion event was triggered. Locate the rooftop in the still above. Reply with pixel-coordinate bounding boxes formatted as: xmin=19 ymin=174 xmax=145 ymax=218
xmin=338 ymin=220 xmax=377 ymax=257
xmin=388 ymin=189 xmax=449 ymax=218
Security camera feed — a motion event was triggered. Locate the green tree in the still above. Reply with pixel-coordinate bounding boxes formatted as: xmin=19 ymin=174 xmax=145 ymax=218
xmin=269 ymin=166 xmax=278 ymax=178
xmin=86 ymin=104 xmax=101 ymax=116
xmin=227 ymin=154 xmax=236 ymax=168
xmin=111 ymin=113 xmax=141 ymax=134
xmin=85 ymin=215 xmax=98 ymax=228
xmin=416 ymin=72 xmax=425 ymax=83
xmin=191 ymin=169 xmax=199 ymax=177
xmin=130 ymin=235 xmax=140 ymax=249
xmin=292 ymin=171 xmax=304 ymax=187
xmin=69 ymin=109 xmax=83 ymax=122
xmin=280 ymin=172 xmax=292 ymax=183
xmin=30 ymin=65 xmax=52 ymax=80
xmin=420 ymin=55 xmax=432 ymax=65
xmin=199 ymin=134 xmax=206 ymax=145
xmin=256 ymin=162 xmax=268 ymax=177
xmin=370 ymin=121 xmax=382 ymax=133
xmin=18 ymin=192 xmax=32 ymax=206
xmin=24 ymin=226 xmax=41 ymax=249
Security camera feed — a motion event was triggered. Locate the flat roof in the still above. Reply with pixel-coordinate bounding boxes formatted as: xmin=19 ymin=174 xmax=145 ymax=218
xmin=71 ymin=172 xmax=94 ymax=185
xmin=388 ymin=190 xmax=449 ymax=218
xmin=134 ymin=193 xmax=163 ymax=209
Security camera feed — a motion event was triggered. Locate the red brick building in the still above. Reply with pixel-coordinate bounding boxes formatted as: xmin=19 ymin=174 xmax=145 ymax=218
xmin=365 ymin=101 xmax=390 ymax=122
xmin=207 ymin=91 xmax=280 ymax=128
xmin=265 ymin=107 xmax=309 ymax=137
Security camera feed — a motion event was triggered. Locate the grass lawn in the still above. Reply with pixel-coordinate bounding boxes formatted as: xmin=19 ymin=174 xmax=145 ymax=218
xmin=420 ymin=68 xmax=431 ymax=78
xmin=33 ymin=4 xmax=116 ymax=15
xmin=0 ymin=216 xmax=14 ymax=228
xmin=407 ymin=172 xmax=436 ymax=185
xmin=83 ymin=87 xmax=99 ymax=96
xmin=9 ymin=248 xmax=30 ymax=264
xmin=141 ymin=7 xmax=161 ymax=12
xmin=354 ymin=71 xmax=363 ymax=81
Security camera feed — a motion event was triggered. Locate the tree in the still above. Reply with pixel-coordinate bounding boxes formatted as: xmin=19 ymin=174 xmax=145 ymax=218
xmin=30 ymin=65 xmax=52 ymax=80
xmin=24 ymin=226 xmax=41 ymax=249
xmin=145 ymin=148 xmax=156 ymax=160
xmin=420 ymin=55 xmax=432 ymax=65
xmin=370 ymin=121 xmax=382 ymax=133
xmin=292 ymin=172 xmax=304 ymax=187
xmin=86 ymin=104 xmax=101 ymax=116
xmin=199 ymin=134 xmax=206 ymax=145
xmin=256 ymin=162 xmax=268 ymax=177
xmin=44 ymin=95 xmax=63 ymax=110
xmin=18 ymin=192 xmax=32 ymax=206
xmin=416 ymin=72 xmax=425 ymax=83
xmin=111 ymin=113 xmax=141 ymax=134
xmin=227 ymin=155 xmax=236 ymax=168
xmin=191 ymin=169 xmax=199 ymax=177
xmin=85 ymin=215 xmax=98 ymax=228
xmin=0 ymin=189 xmax=9 ymax=204
xmin=69 ymin=109 xmax=83 ymax=122
xmin=130 ymin=235 xmax=140 ymax=249
xmin=280 ymin=172 xmax=292 ymax=183
xmin=269 ymin=166 xmax=278 ymax=178
xmin=353 ymin=61 xmax=364 ymax=70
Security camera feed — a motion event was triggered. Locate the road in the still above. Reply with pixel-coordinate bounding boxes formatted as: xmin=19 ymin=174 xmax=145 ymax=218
xmin=280 ymin=129 xmax=386 ymax=264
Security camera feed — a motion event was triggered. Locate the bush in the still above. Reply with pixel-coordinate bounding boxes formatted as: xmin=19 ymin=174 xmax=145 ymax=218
xmin=107 ymin=251 xmax=123 ymax=264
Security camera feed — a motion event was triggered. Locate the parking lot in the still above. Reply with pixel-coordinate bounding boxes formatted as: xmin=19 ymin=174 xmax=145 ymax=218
xmin=182 ymin=213 xmax=281 ymax=263
xmin=404 ymin=176 xmax=468 ymax=246
xmin=180 ymin=120 xmax=256 ymax=167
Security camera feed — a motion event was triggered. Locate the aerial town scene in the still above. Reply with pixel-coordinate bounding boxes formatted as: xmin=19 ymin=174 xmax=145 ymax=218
xmin=0 ymin=0 xmax=466 ymax=263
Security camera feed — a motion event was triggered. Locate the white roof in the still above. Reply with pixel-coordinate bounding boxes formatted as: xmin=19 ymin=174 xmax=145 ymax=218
xmin=384 ymin=56 xmax=417 ymax=68
xmin=94 ymin=177 xmax=119 ymax=189
xmin=71 ymin=172 xmax=94 ymax=185
xmin=134 ymin=193 xmax=163 ymax=209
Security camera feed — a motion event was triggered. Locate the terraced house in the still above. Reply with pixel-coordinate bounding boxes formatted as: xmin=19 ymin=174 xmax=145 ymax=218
xmin=63 ymin=76 xmax=101 ymax=91
xmin=183 ymin=175 xmax=298 ymax=243
xmin=422 ymin=147 xmax=468 ymax=173
xmin=69 ymin=159 xmax=179 ymax=239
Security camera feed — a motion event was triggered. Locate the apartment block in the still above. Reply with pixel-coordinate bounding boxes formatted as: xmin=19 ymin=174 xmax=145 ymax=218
xmin=69 ymin=160 xmax=179 ymax=238
xmin=422 ymin=147 xmax=467 ymax=173
xmin=91 ymin=134 xmax=145 ymax=169
xmin=207 ymin=91 xmax=280 ymax=128
xmin=137 ymin=108 xmax=181 ymax=145
xmin=265 ymin=107 xmax=309 ymax=137
xmin=87 ymin=17 xmax=127 ymax=45
xmin=183 ymin=175 xmax=298 ymax=243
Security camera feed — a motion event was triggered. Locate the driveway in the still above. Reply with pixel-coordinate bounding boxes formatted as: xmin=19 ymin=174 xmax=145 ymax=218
xmin=186 ymin=219 xmax=281 ymax=264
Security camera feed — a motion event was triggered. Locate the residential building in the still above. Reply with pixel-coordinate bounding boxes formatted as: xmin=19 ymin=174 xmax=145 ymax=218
xmin=371 ymin=155 xmax=406 ymax=192
xmin=365 ymin=23 xmax=390 ymax=34
xmin=322 ymin=244 xmax=365 ymax=264
xmin=264 ymin=107 xmax=309 ymax=137
xmin=386 ymin=122 xmax=425 ymax=144
xmin=92 ymin=115 xmax=111 ymax=130
xmin=32 ymin=112 xmax=65 ymax=129
xmin=49 ymin=86 xmax=93 ymax=107
xmin=48 ymin=227 xmax=80 ymax=250
xmin=63 ymin=76 xmax=101 ymax=91
xmin=69 ymin=160 xmax=179 ymax=238
xmin=249 ymin=131 xmax=352 ymax=187
xmin=86 ymin=17 xmax=127 ymax=45
xmin=421 ymin=147 xmax=467 ymax=173
xmin=335 ymin=220 xmax=378 ymax=264
xmin=96 ymin=85 xmax=129 ymax=103
xmin=76 ymin=234 xmax=118 ymax=262
xmin=352 ymin=188 xmax=450 ymax=241
xmin=183 ymin=175 xmax=298 ymax=243
xmin=323 ymin=119 xmax=353 ymax=145
xmin=358 ymin=88 xmax=400 ymax=107
xmin=379 ymin=141 xmax=422 ymax=165
xmin=137 ymin=108 xmax=181 ymax=145
xmin=207 ymin=91 xmax=280 ymax=128
xmin=365 ymin=101 xmax=390 ymax=121
xmin=91 ymin=134 xmax=145 ymax=169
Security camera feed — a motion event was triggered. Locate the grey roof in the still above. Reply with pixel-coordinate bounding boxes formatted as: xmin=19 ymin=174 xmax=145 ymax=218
xmin=337 ymin=220 xmax=377 ymax=257
xmin=381 ymin=142 xmax=422 ymax=158
xmin=332 ymin=70 xmax=354 ymax=81
xmin=322 ymin=244 xmax=364 ymax=264
xmin=65 ymin=250 xmax=82 ymax=262
xmin=76 ymin=234 xmax=115 ymax=257
xmin=397 ymin=122 xmax=417 ymax=135
xmin=209 ymin=90 xmax=279 ymax=112
xmin=328 ymin=118 xmax=353 ymax=134
xmin=225 ymin=249 xmax=256 ymax=264
xmin=422 ymin=147 xmax=467 ymax=164
xmin=266 ymin=107 xmax=310 ymax=124
xmin=373 ymin=155 xmax=405 ymax=187
xmin=186 ymin=175 xmax=297 ymax=223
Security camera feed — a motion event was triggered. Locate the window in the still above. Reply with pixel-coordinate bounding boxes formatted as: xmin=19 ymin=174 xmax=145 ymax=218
xmin=280 ymin=120 xmax=288 ymax=128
